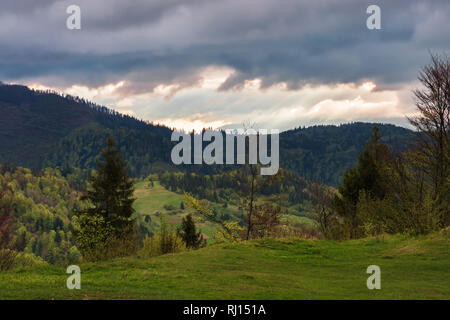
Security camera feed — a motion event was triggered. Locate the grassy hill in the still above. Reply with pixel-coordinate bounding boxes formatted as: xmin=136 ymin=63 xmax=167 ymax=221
xmin=1 ymin=230 xmax=449 ymax=299
xmin=133 ymin=180 xmax=218 ymax=239
xmin=132 ymin=179 xmax=317 ymax=240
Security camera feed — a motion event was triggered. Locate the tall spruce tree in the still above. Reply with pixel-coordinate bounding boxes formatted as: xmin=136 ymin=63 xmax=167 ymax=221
xmin=82 ymin=137 xmax=135 ymax=235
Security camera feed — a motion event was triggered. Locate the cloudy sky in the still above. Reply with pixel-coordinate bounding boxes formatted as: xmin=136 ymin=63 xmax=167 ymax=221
xmin=1 ymin=0 xmax=450 ymax=131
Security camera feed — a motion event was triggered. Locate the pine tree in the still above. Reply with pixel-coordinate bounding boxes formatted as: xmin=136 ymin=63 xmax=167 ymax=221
xmin=333 ymin=126 xmax=392 ymax=238
xmin=82 ymin=137 xmax=136 ymax=236
xmin=178 ymin=214 xmax=204 ymax=249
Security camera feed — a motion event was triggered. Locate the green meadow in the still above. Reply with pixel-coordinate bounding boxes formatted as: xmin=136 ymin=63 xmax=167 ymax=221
xmin=133 ymin=180 xmax=217 ymax=238
xmin=132 ymin=180 xmax=316 ymax=240
xmin=1 ymin=230 xmax=449 ymax=300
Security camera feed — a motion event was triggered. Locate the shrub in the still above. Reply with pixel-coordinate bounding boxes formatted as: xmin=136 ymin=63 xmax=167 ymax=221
xmin=356 ymin=186 xmax=444 ymax=237
xmin=139 ymin=215 xmax=185 ymax=258
xmin=13 ymin=252 xmax=46 ymax=269
xmin=163 ymin=204 xmax=176 ymax=211
xmin=177 ymin=214 xmax=205 ymax=249
xmin=73 ymin=213 xmax=137 ymax=261
xmin=0 ymin=249 xmax=17 ymax=271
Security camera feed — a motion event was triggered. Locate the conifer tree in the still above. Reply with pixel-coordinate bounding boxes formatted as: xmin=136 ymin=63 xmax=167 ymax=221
xmin=82 ymin=137 xmax=135 ymax=236
xmin=178 ymin=213 xmax=204 ymax=249
xmin=333 ymin=126 xmax=391 ymax=237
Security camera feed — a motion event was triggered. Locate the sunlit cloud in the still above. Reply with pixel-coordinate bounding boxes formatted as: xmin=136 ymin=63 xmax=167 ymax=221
xmin=25 ymin=75 xmax=416 ymax=132
xmin=153 ymin=116 xmax=232 ymax=133
xmin=64 ymin=81 xmax=125 ymax=100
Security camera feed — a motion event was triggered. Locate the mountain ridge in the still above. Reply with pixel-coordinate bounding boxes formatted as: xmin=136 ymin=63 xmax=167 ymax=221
xmin=0 ymin=83 xmax=413 ymax=185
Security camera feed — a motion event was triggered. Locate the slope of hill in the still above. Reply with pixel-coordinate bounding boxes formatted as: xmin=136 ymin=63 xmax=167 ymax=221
xmin=0 ymin=165 xmax=82 ymax=265
xmin=0 ymin=83 xmax=413 ymax=184
xmin=1 ymin=231 xmax=449 ymax=299
xmin=280 ymin=123 xmax=413 ymax=184
xmin=133 ymin=176 xmax=317 ymax=241
xmin=133 ymin=180 xmax=218 ymax=240
xmin=0 ymin=83 xmax=172 ymax=175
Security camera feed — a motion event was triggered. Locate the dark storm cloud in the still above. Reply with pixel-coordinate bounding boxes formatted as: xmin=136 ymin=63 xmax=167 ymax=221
xmin=0 ymin=0 xmax=449 ymax=90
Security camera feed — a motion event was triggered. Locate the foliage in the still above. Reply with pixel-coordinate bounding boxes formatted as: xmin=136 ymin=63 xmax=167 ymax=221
xmin=249 ymin=202 xmax=283 ymax=238
xmin=332 ymin=126 xmax=393 ymax=238
xmin=1 ymin=247 xmax=46 ymax=272
xmin=73 ymin=212 xmax=137 ymax=262
xmin=0 ymin=165 xmax=82 ymax=265
xmin=158 ymin=168 xmax=322 ymax=239
xmin=177 ymin=214 xmax=205 ymax=249
xmin=163 ymin=204 xmax=176 ymax=211
xmin=13 ymin=252 xmax=47 ymax=269
xmin=139 ymin=215 xmax=185 ymax=257
xmin=0 ymin=182 xmax=15 ymax=249
xmin=0 ymin=83 xmax=172 ymax=177
xmin=185 ymin=193 xmax=243 ymax=242
xmin=0 ymin=249 xmax=17 ymax=271
xmin=81 ymin=137 xmax=136 ymax=235
xmin=72 ymin=213 xmax=113 ymax=261
xmin=331 ymin=55 xmax=450 ymax=238
xmin=279 ymin=122 xmax=411 ymax=185
xmin=307 ymin=183 xmax=341 ymax=239
xmin=408 ymin=53 xmax=450 ymax=216
xmin=76 ymin=137 xmax=138 ymax=260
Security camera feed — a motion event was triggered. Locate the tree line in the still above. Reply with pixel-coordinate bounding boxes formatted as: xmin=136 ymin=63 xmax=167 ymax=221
xmin=311 ymin=54 xmax=449 ymax=239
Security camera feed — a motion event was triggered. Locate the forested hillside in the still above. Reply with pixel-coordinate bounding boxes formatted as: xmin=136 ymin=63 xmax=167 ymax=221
xmin=0 ymin=83 xmax=412 ymax=184
xmin=0 ymin=165 xmax=84 ymax=265
xmin=0 ymin=83 xmax=172 ymax=175
xmin=279 ymin=123 xmax=412 ymax=184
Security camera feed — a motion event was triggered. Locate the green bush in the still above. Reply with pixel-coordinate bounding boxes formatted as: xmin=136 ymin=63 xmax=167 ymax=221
xmin=13 ymin=252 xmax=47 ymax=269
xmin=0 ymin=250 xmax=47 ymax=271
xmin=0 ymin=249 xmax=17 ymax=271
xmin=139 ymin=215 xmax=185 ymax=258
xmin=73 ymin=213 xmax=137 ymax=261
xmin=177 ymin=214 xmax=205 ymax=249
xmin=163 ymin=204 xmax=176 ymax=211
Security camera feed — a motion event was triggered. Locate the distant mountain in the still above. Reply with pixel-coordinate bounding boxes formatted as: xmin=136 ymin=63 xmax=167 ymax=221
xmin=279 ymin=122 xmax=412 ymax=185
xmin=0 ymin=83 xmax=413 ymax=185
xmin=0 ymin=83 xmax=173 ymax=176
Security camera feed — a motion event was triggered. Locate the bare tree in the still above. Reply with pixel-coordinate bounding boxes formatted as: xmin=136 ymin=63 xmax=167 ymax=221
xmin=244 ymin=164 xmax=258 ymax=240
xmin=408 ymin=53 xmax=450 ymax=201
xmin=250 ymin=201 xmax=282 ymax=238
xmin=239 ymin=122 xmax=259 ymax=240
xmin=308 ymin=183 xmax=336 ymax=239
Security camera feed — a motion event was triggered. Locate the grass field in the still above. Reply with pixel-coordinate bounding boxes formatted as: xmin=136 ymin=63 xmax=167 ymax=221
xmin=132 ymin=180 xmax=316 ymax=239
xmin=133 ymin=180 xmax=188 ymax=216
xmin=1 ymin=230 xmax=449 ymax=299
xmin=133 ymin=180 xmax=217 ymax=238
